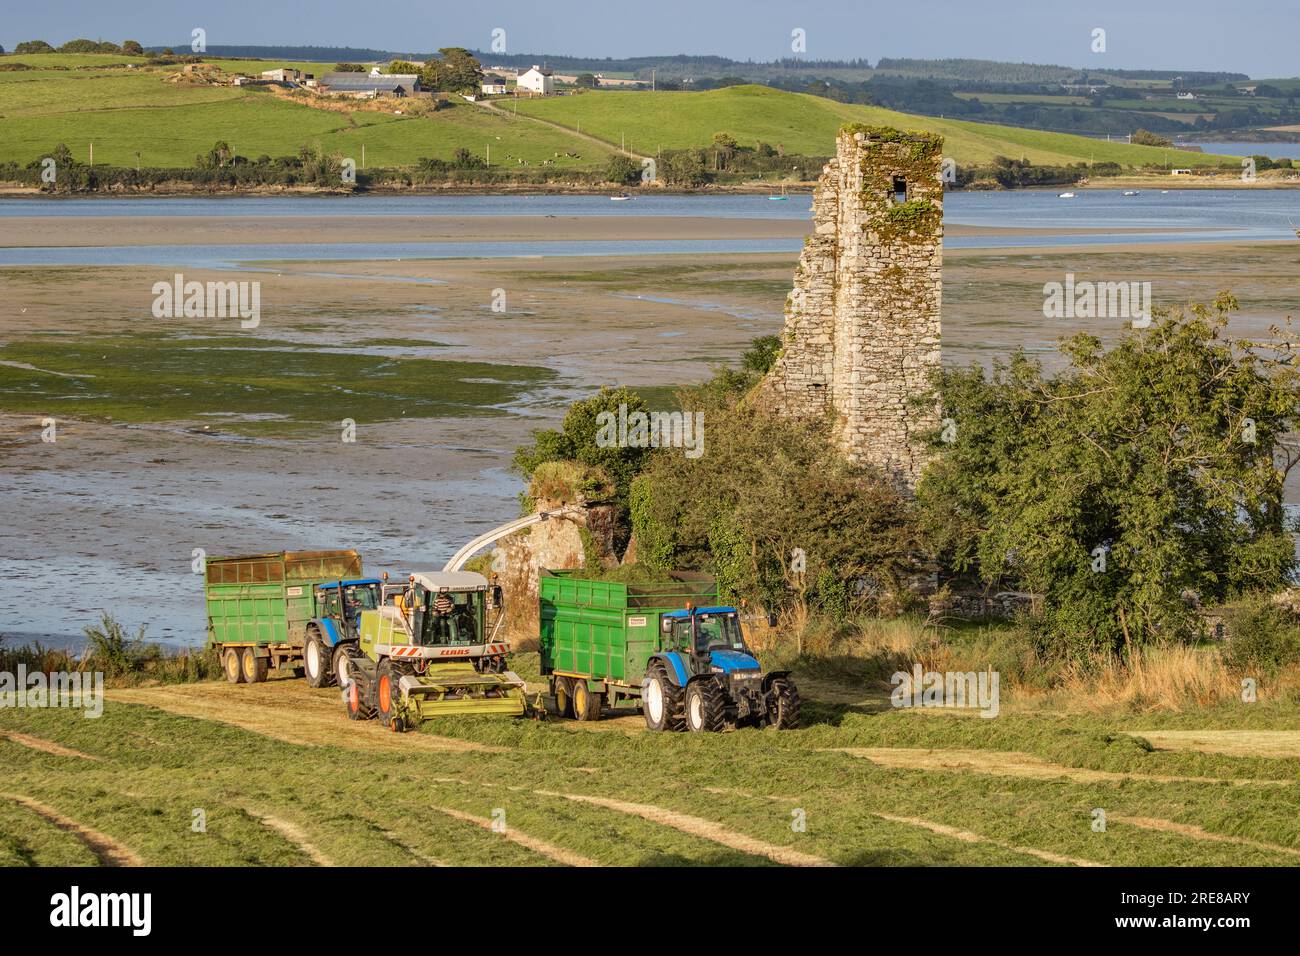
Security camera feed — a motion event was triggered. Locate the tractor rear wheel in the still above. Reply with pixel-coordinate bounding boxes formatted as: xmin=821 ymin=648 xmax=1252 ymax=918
xmin=240 ymin=647 xmax=269 ymax=684
xmin=573 ymin=681 xmax=603 ymax=722
xmin=685 ymin=679 xmax=726 ymax=733
xmin=221 ymin=648 xmax=244 ymax=684
xmin=375 ymin=660 xmax=400 ymax=728
xmin=304 ymin=632 xmax=331 ymax=688
xmin=553 ymin=676 xmax=575 ymax=719
xmin=766 ymin=677 xmax=801 ymax=730
xmin=642 ymin=663 xmax=685 ymax=732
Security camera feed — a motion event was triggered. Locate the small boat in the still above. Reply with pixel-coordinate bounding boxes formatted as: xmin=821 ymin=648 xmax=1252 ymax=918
xmin=610 ymin=194 xmax=632 ymax=201
xmin=1058 ymin=191 xmax=1077 ymax=199
xmin=1123 ymin=190 xmax=1140 ymax=196
xmin=769 ymin=184 xmax=789 ymax=200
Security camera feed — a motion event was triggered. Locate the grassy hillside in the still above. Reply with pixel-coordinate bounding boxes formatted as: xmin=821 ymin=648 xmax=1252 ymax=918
xmin=0 ymin=59 xmax=614 ymax=169
xmin=514 ymin=85 xmax=1235 ymax=168
xmin=0 ymin=57 xmax=1232 ymax=172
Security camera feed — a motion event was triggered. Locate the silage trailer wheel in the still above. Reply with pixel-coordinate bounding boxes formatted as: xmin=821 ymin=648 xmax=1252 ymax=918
xmin=553 ymin=675 xmax=575 ymax=719
xmin=240 ymin=647 xmax=269 ymax=684
xmin=573 ymin=680 xmax=603 ymax=722
xmin=222 ymin=647 xmax=245 ymax=684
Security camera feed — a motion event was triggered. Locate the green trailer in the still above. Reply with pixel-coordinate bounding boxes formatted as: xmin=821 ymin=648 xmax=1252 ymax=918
xmin=205 ymin=550 xmax=363 ymax=684
xmin=539 ymin=569 xmax=800 ymax=731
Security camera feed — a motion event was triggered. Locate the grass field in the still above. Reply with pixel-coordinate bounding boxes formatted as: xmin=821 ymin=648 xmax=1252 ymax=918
xmin=0 ymin=56 xmax=1236 ymax=172
xmin=1 ymin=654 xmax=1297 ymax=867
xmin=513 ymin=85 xmax=1236 ymax=168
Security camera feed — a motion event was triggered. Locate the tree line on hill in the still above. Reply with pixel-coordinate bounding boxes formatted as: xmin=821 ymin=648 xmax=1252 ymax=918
xmin=9 ymin=38 xmax=146 ymax=55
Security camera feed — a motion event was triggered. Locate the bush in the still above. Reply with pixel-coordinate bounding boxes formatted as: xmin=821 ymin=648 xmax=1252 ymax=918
xmin=604 ymin=154 xmax=641 ymax=186
xmin=82 ymin=612 xmax=144 ymax=676
xmin=1222 ymin=598 xmax=1300 ymax=674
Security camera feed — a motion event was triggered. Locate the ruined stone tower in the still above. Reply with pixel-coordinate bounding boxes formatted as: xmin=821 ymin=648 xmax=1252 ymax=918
xmin=759 ymin=125 xmax=943 ymax=492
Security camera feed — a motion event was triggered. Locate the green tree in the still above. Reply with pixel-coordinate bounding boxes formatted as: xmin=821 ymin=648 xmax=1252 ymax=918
xmin=387 ymin=60 xmax=420 ymax=75
xmin=575 ymin=73 xmax=598 ymax=88
xmin=1131 ymin=128 xmax=1172 ymax=147
xmin=121 ymin=40 xmax=144 ymax=55
xmin=917 ymin=294 xmax=1298 ymax=656
xmin=14 ymin=40 xmax=54 ymax=54
xmin=420 ymin=47 xmax=483 ymax=93
xmin=604 ymin=154 xmax=640 ymax=185
xmin=513 ymin=385 xmax=653 ymax=533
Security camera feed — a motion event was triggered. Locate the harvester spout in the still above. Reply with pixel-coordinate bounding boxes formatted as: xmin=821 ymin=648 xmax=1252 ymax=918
xmin=441 ymin=507 xmax=584 ymax=573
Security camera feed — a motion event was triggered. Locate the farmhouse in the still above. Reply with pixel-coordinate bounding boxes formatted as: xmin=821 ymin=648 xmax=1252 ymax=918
xmin=481 ymin=74 xmax=508 ymax=95
xmin=517 ymin=65 xmax=554 ymax=95
xmin=320 ymin=73 xmax=422 ymax=98
xmin=261 ymin=67 xmax=302 ymax=82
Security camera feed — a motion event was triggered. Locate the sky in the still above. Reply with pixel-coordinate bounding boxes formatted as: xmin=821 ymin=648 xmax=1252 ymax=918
xmin=3 ymin=0 xmax=1295 ymax=78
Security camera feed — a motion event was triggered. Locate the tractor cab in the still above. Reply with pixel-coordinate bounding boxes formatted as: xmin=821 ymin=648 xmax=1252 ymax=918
xmin=661 ymin=606 xmax=759 ymax=677
xmin=315 ymin=578 xmax=382 ymax=639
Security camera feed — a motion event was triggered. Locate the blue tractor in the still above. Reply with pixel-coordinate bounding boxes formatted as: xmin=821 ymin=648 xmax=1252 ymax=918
xmin=303 ymin=578 xmax=383 ymax=688
xmin=642 ymin=606 xmax=800 ymax=732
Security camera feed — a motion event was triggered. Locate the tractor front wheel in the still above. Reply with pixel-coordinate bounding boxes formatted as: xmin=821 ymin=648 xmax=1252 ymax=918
xmin=344 ymin=673 xmax=375 ymax=721
xmin=375 ymin=660 xmax=401 ymax=728
xmin=685 ymin=679 xmax=726 ymax=733
xmin=766 ymin=677 xmax=801 ymax=730
xmin=332 ymin=644 xmax=354 ymax=688
xmin=304 ymin=632 xmax=331 ymax=688
xmin=221 ymin=648 xmax=244 ymax=684
xmin=240 ymin=647 xmax=269 ymax=684
xmin=642 ymin=663 xmax=685 ymax=732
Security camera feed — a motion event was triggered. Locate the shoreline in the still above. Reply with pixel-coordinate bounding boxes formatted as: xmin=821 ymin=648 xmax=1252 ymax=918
xmin=4 ymin=177 xmax=1300 ymax=201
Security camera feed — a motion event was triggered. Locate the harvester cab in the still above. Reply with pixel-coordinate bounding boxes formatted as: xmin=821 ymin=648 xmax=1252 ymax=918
xmin=646 ymin=606 xmax=801 ymax=732
xmin=340 ymin=571 xmax=528 ymax=730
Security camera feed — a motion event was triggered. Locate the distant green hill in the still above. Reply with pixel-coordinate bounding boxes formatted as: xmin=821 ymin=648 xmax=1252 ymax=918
xmin=514 ymin=85 xmax=1234 ymax=168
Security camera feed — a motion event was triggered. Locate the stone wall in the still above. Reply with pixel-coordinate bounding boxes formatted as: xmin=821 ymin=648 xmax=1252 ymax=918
xmin=758 ymin=125 xmax=943 ymax=492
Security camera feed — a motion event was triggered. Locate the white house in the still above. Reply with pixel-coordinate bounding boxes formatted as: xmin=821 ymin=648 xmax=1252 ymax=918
xmin=481 ymin=74 xmax=508 ymax=95
xmin=261 ymin=68 xmax=302 ymax=83
xmin=1176 ymin=91 xmax=1196 ymax=100
xmin=517 ymin=65 xmax=554 ymax=95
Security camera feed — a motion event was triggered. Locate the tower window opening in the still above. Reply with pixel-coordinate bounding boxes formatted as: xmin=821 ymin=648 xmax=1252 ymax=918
xmin=892 ymin=177 xmax=908 ymax=203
